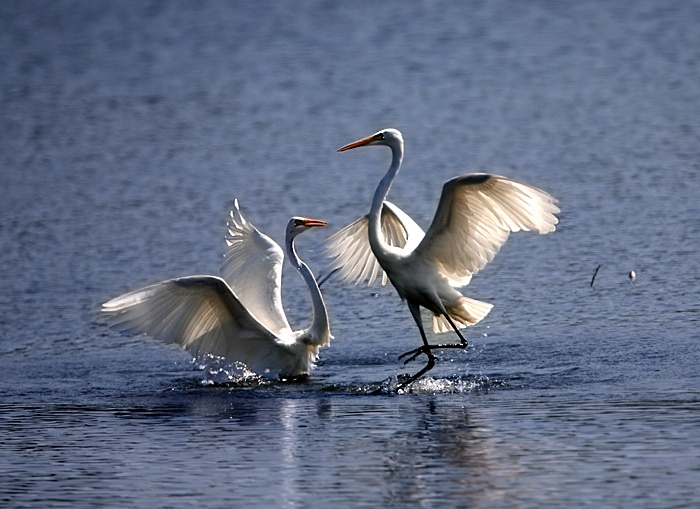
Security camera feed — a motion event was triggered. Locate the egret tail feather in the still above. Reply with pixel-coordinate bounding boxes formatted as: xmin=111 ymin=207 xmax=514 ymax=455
xmin=432 ymin=296 xmax=493 ymax=333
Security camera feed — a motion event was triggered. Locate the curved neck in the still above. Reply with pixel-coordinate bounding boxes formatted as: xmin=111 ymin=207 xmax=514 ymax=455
xmin=369 ymin=140 xmax=404 ymax=256
xmin=286 ymin=235 xmax=330 ymax=345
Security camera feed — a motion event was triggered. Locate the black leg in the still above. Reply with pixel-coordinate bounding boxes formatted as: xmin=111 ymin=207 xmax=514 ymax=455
xmin=397 ymin=309 xmax=470 ymax=390
xmin=397 ymin=302 xmax=437 ymax=390
xmin=399 ymin=341 xmax=466 ymax=364
xmin=442 ymin=313 xmax=469 ymax=347
xmin=398 ymin=312 xmax=469 ymax=363
xmin=398 ymin=345 xmax=432 ymax=364
xmin=397 ymin=354 xmax=435 ymax=390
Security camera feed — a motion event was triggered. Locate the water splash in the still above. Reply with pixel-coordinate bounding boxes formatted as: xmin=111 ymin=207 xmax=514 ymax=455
xmin=397 ymin=374 xmax=507 ymax=395
xmin=320 ymin=373 xmax=508 ymax=395
xmin=194 ymin=355 xmax=268 ymax=387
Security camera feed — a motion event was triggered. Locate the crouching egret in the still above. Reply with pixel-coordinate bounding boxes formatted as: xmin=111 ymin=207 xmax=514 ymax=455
xmin=102 ymin=200 xmax=331 ymax=380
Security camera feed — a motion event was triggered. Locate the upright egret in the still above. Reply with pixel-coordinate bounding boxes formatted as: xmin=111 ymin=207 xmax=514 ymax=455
xmin=102 ymin=200 xmax=331 ymax=380
xmin=324 ymin=128 xmax=559 ymax=388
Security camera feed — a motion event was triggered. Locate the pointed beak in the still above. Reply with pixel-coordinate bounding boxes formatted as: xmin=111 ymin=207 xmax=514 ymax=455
xmin=337 ymin=132 xmax=383 ymax=152
xmin=301 ymin=218 xmax=327 ymax=228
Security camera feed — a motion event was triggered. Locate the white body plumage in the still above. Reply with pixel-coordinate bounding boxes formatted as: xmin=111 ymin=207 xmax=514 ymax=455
xmin=102 ymin=202 xmax=330 ymax=379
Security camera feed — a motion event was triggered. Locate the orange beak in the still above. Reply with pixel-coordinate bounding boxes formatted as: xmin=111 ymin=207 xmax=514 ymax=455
xmin=337 ymin=132 xmax=384 ymax=152
xmin=301 ymin=218 xmax=327 ymax=228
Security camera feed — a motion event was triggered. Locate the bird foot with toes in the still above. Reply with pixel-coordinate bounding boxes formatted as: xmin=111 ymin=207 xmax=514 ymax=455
xmin=399 ymin=341 xmax=469 ymax=365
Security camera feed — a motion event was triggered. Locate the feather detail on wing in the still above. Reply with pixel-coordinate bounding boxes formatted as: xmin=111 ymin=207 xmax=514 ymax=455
xmin=221 ymin=200 xmax=292 ymax=335
xmin=414 ymin=174 xmax=560 ymax=287
xmin=321 ymin=201 xmax=424 ymax=286
xmin=101 ymin=276 xmax=298 ymax=372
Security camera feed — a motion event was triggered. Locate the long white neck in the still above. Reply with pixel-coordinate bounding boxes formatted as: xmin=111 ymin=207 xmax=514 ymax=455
xmin=368 ymin=139 xmax=404 ymax=258
xmin=286 ymin=235 xmax=330 ymax=346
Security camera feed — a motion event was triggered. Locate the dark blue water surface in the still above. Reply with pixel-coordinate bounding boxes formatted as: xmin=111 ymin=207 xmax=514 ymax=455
xmin=1 ymin=1 xmax=699 ymax=508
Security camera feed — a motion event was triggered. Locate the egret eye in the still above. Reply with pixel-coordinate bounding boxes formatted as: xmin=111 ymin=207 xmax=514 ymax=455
xmin=294 ymin=219 xmax=304 ymax=227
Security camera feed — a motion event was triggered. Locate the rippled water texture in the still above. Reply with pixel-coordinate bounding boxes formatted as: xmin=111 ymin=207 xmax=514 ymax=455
xmin=1 ymin=1 xmax=699 ymax=508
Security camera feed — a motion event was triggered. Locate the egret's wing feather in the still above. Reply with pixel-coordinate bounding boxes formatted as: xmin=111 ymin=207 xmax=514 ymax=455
xmin=101 ymin=276 xmax=298 ymax=372
xmin=382 ymin=201 xmax=425 ymax=252
xmin=414 ymin=174 xmax=559 ymax=287
xmin=221 ymin=200 xmax=292 ymax=335
xmin=322 ymin=201 xmax=425 ymax=286
xmin=321 ymin=214 xmax=376 ymax=286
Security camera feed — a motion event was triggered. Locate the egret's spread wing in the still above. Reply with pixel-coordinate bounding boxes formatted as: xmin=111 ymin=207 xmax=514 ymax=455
xmin=322 ymin=201 xmax=425 ymax=286
xmin=222 ymin=200 xmax=292 ymax=335
xmin=101 ymin=276 xmax=283 ymax=364
xmin=414 ymin=174 xmax=559 ymax=287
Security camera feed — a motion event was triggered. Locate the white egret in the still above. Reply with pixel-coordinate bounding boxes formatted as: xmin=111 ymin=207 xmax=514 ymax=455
xmin=102 ymin=200 xmax=331 ymax=380
xmin=325 ymin=128 xmax=559 ymax=388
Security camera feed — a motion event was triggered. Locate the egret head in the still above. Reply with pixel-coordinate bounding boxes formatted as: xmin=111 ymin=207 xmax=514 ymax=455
xmin=337 ymin=128 xmax=403 ymax=152
xmin=286 ymin=217 xmax=327 ymax=239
